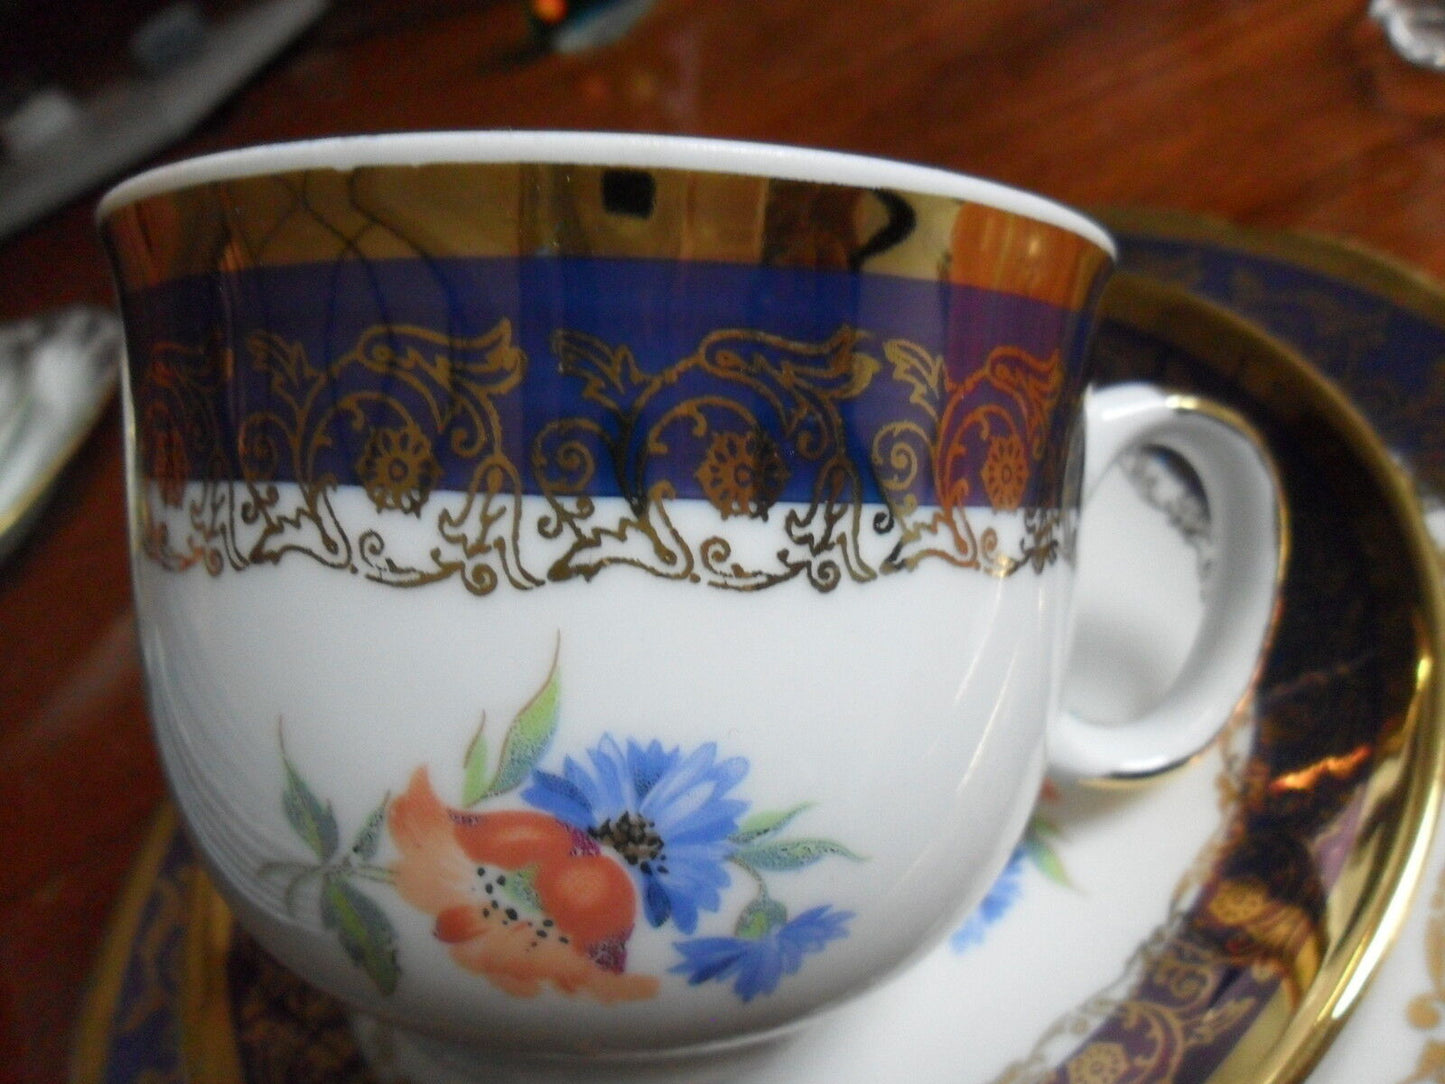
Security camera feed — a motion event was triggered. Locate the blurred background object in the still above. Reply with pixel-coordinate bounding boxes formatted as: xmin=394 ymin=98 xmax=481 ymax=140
xmin=0 ymin=306 xmax=120 ymax=565
xmin=526 ymin=0 xmax=657 ymax=53
xmin=0 ymin=0 xmax=326 ymax=242
xmin=1372 ymin=0 xmax=1445 ymax=68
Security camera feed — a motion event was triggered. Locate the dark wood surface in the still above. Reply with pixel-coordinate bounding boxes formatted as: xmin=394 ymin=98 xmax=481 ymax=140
xmin=3 ymin=0 xmax=1443 ymax=1079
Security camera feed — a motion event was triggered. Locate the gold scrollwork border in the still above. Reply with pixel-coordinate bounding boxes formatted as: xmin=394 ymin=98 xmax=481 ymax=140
xmin=135 ymin=320 xmax=1076 ymax=593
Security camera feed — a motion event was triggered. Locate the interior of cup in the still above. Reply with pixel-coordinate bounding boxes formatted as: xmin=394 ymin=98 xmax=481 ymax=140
xmin=102 ymin=144 xmax=1114 ymax=588
xmin=97 ymin=130 xmax=1115 ymax=256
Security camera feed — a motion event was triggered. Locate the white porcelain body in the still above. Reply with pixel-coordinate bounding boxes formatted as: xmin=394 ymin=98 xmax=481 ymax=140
xmin=135 ymin=492 xmax=1056 ymax=1053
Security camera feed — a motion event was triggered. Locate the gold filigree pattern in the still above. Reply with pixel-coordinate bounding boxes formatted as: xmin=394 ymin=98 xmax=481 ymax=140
xmin=872 ymin=338 xmax=1069 ymax=577
xmin=1399 ymin=870 xmax=1445 ymax=1083
xmin=136 ymin=321 xmax=1072 ymax=593
xmin=138 ymin=321 xmax=541 ymax=595
xmin=1064 ymin=1042 xmax=1130 ymax=1084
xmin=991 ymin=926 xmax=1260 ymax=1084
xmin=1045 ymin=934 xmax=1260 ymax=1084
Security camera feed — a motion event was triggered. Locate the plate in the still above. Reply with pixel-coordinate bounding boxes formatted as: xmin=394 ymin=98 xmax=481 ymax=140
xmin=1100 ymin=208 xmax=1445 ymax=1084
xmin=67 ymin=268 xmax=1445 ymax=1083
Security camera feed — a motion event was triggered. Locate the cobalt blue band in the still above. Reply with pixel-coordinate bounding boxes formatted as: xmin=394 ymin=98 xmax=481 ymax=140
xmin=126 ymin=255 xmax=1094 ymax=513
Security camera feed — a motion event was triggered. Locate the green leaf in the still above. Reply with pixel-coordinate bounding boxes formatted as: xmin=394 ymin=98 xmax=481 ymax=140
xmin=282 ymin=756 xmax=338 ymax=863
xmin=320 ymin=874 xmax=400 ymax=995
xmin=1028 ymin=814 xmax=1063 ymax=841
xmin=730 ymin=803 xmax=813 ymax=846
xmin=350 ymin=794 xmax=389 ymax=862
xmin=483 ymin=645 xmax=561 ymax=798
xmin=461 ymin=715 xmax=490 ymax=807
xmin=734 ymin=895 xmax=787 ymax=939
xmin=1022 ymin=821 xmax=1072 ymax=889
xmin=733 ymin=837 xmax=864 ymax=873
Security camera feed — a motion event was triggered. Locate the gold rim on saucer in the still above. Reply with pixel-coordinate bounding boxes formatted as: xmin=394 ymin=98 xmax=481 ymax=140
xmin=1095 ymin=208 xmax=1445 ymax=1083
xmin=1096 ymin=272 xmax=1445 ymax=1084
xmin=1096 ymin=206 xmax=1445 ymax=329
xmin=68 ymin=805 xmax=181 ymax=1084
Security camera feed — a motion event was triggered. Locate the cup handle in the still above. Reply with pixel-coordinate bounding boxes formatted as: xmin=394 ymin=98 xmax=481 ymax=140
xmin=1047 ymin=383 xmax=1284 ymax=782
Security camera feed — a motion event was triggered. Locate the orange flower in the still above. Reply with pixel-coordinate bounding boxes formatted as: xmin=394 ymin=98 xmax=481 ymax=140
xmin=388 ymin=768 xmax=658 ymax=1001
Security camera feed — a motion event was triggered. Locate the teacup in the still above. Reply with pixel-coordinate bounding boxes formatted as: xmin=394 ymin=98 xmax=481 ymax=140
xmin=98 ymin=132 xmax=1280 ymax=1078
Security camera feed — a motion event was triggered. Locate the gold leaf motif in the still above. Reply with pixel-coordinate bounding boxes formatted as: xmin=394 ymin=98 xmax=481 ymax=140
xmin=1427 ymin=912 xmax=1445 ymax=997
xmin=144 ymin=403 xmax=191 ymax=510
xmin=882 ymin=338 xmax=945 ymax=415
xmin=1406 ymin=1039 xmax=1445 ymax=1083
xmin=552 ymin=330 xmax=655 ymax=415
xmin=1409 ymin=993 xmax=1443 ymax=1032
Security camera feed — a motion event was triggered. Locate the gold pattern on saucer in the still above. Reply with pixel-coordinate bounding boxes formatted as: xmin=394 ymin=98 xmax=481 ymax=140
xmin=1096 ymin=206 xmax=1445 ymax=509
xmin=1053 ymin=935 xmax=1260 ymax=1084
xmin=1399 ymin=870 xmax=1445 ymax=1083
xmin=101 ymin=163 xmax=1110 ymax=310
xmin=179 ymin=869 xmax=244 ymax=1083
xmin=1095 ymin=207 xmax=1445 ymax=328
xmin=991 ymin=274 xmax=1445 ymax=1084
xmin=69 ymin=806 xmax=189 ymax=1084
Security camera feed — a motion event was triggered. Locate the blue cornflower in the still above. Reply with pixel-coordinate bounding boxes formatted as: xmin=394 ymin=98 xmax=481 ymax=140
xmin=950 ymin=844 xmax=1026 ymax=953
xmin=671 ymin=905 xmax=853 ymax=1002
xmin=522 ymin=736 xmax=748 ymax=934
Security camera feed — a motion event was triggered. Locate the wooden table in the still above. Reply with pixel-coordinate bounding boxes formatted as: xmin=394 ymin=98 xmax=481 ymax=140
xmin=3 ymin=0 xmax=1443 ymax=1078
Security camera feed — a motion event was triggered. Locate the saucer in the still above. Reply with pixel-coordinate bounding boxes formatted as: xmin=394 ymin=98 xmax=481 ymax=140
xmin=1100 ymin=207 xmax=1445 ymax=527
xmin=1099 ymin=209 xmax=1445 ymax=1084
xmin=68 ymin=266 xmax=1444 ymax=1083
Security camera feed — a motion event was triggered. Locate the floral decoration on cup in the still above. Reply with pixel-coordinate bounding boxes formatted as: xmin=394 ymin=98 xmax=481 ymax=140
xmin=263 ymin=643 xmax=863 ymax=1004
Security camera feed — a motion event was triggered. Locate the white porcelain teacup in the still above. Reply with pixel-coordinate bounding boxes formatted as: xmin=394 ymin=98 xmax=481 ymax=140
xmin=99 ymin=132 xmax=1280 ymax=1079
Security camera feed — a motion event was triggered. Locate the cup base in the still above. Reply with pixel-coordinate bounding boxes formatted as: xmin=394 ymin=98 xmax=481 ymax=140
xmin=350 ymin=1014 xmax=805 ymax=1084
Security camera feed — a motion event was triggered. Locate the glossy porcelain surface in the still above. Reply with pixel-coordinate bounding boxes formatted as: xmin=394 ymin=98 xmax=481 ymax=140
xmin=104 ymin=134 xmax=1289 ymax=1066
xmin=70 ymin=266 xmax=1443 ymax=1083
